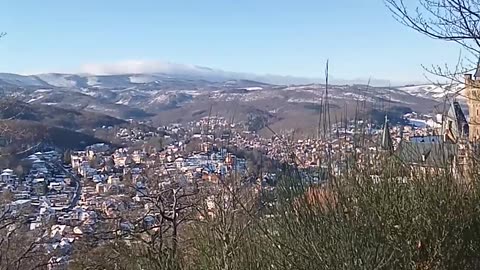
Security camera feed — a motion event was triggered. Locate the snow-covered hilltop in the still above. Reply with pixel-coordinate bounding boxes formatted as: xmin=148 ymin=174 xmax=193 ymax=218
xmin=398 ymin=84 xmax=465 ymax=100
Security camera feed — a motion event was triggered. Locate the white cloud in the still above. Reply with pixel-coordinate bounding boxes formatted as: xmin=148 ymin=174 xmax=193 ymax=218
xmin=78 ymin=59 xmax=322 ymax=84
xmin=80 ymin=60 xmax=203 ymax=75
xmin=79 ymin=59 xmax=398 ymax=86
xmin=13 ymin=59 xmax=423 ymax=86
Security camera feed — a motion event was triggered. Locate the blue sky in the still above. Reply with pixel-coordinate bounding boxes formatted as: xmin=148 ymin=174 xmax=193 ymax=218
xmin=0 ymin=0 xmax=464 ymax=83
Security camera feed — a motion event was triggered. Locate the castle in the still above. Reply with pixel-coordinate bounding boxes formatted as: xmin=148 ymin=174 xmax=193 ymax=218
xmin=465 ymin=69 xmax=480 ymax=142
xmin=377 ymin=69 xmax=480 ymax=178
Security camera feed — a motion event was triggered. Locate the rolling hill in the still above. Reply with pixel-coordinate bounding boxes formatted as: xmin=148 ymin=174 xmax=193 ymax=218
xmin=0 ymin=72 xmax=462 ymax=136
xmin=0 ymin=101 xmax=128 ymax=160
xmin=0 ymin=119 xmax=106 ymax=152
xmin=0 ymin=100 xmax=127 ymax=131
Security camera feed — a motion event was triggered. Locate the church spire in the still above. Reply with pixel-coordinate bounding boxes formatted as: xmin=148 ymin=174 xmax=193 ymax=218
xmin=380 ymin=115 xmax=394 ymax=153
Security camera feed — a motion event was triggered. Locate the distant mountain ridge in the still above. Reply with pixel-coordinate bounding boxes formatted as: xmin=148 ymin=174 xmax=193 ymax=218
xmin=0 ymin=72 xmax=459 ymax=108
xmin=0 ymin=72 xmax=273 ymax=89
xmin=0 ymin=69 xmax=395 ymax=89
xmin=0 ymin=71 xmax=463 ymax=136
xmin=0 ymin=72 xmax=455 ymax=97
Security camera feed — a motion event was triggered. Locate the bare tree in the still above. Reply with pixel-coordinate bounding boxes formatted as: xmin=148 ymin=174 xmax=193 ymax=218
xmin=135 ymin=166 xmax=199 ymax=263
xmin=71 ymin=162 xmax=200 ymax=269
xmin=188 ymin=176 xmax=266 ymax=270
xmin=0 ymin=194 xmax=53 ymax=270
xmin=385 ymin=0 xmax=480 ymax=82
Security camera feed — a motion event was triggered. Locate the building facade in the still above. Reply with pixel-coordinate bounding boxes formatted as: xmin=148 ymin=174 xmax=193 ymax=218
xmin=466 ymin=72 xmax=480 ymax=141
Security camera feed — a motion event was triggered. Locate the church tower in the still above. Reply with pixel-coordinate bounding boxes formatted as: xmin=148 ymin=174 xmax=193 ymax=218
xmin=465 ymin=63 xmax=480 ymax=142
xmin=442 ymin=101 xmax=468 ymax=143
xmin=379 ymin=115 xmax=394 ymax=154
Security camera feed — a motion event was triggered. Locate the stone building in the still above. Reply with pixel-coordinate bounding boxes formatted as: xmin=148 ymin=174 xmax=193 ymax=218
xmin=465 ymin=67 xmax=480 ymax=141
xmin=390 ymin=100 xmax=469 ymax=178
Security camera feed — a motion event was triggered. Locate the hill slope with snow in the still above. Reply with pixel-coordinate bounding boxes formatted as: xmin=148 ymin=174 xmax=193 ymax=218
xmin=397 ymin=84 xmax=466 ymax=100
xmin=0 ymin=71 xmax=464 ymax=134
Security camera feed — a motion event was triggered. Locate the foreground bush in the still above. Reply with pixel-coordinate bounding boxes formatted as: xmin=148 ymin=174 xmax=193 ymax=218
xmin=269 ymin=162 xmax=480 ymax=270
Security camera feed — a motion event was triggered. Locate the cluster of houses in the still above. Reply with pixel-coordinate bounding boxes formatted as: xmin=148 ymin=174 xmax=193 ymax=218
xmin=0 ymin=151 xmax=81 ymax=270
xmin=115 ymin=126 xmax=163 ymax=143
xmin=1 ymin=151 xmax=77 ymax=210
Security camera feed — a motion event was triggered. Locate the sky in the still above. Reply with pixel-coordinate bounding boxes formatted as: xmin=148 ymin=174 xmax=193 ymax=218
xmin=0 ymin=0 xmax=466 ymax=84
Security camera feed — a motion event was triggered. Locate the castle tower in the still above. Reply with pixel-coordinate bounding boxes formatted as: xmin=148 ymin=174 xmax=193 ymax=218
xmin=465 ymin=64 xmax=480 ymax=142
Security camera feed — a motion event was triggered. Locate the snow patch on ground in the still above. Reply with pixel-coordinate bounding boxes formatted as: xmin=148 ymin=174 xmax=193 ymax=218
xmin=287 ymin=98 xmax=321 ymax=104
xmin=86 ymin=104 xmax=115 ymax=112
xmin=179 ymin=90 xmax=203 ymax=96
xmin=86 ymin=76 xmax=99 ymax=86
xmin=129 ymin=75 xmax=158 ymax=84
xmin=34 ymin=89 xmax=52 ymax=93
xmin=242 ymin=87 xmax=263 ymax=91
xmin=35 ymin=74 xmax=77 ymax=88
xmin=150 ymin=94 xmax=169 ymax=104
xmin=115 ymin=98 xmax=131 ymax=105
xmin=82 ymin=91 xmax=98 ymax=97
xmin=398 ymin=84 xmax=466 ymax=99
xmin=285 ymin=85 xmax=322 ymax=91
xmin=27 ymin=95 xmax=44 ymax=103
xmin=338 ymin=92 xmax=375 ymax=102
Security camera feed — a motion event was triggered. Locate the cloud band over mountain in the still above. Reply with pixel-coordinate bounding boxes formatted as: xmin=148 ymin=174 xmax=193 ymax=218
xmin=79 ymin=60 xmax=393 ymax=86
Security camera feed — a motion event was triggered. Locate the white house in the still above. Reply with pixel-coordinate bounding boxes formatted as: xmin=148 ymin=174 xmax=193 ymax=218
xmin=0 ymin=169 xmax=16 ymax=187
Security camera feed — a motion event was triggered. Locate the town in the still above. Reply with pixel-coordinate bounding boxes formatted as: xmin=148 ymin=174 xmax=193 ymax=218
xmin=4 ymin=0 xmax=480 ymax=268
xmin=2 ymin=70 xmax=476 ymax=268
